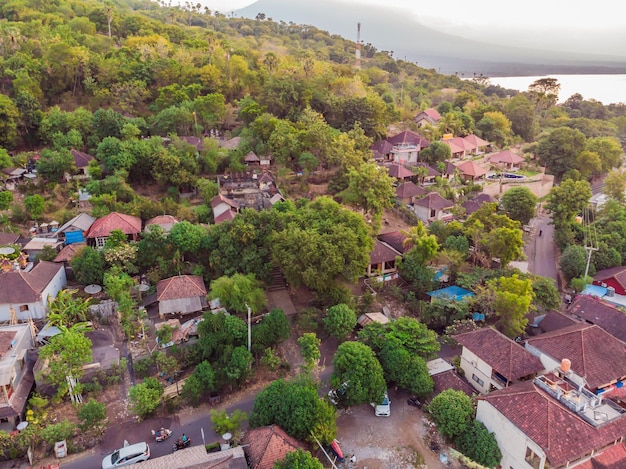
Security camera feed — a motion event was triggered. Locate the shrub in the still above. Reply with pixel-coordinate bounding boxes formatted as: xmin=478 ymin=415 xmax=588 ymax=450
xmin=428 ymin=389 xmax=474 ymax=440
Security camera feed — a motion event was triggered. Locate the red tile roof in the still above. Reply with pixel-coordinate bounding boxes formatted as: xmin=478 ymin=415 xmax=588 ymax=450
xmin=0 ymin=232 xmax=20 ymax=246
xmin=242 ymin=425 xmax=305 ymax=469
xmin=145 ymin=215 xmax=179 ymax=226
xmin=214 ymin=209 xmax=237 ymax=224
xmin=526 ymin=324 xmax=626 ymax=389
xmin=447 ymin=137 xmax=474 ymax=152
xmin=456 ymin=160 xmax=487 ymax=178
xmin=567 ymin=295 xmax=626 ymax=343
xmin=489 ymin=150 xmax=524 ymax=165
xmin=86 ymin=212 xmax=142 ymax=239
xmin=480 ymin=381 xmax=626 ymax=467
xmin=455 ymin=327 xmax=544 ymax=381
xmin=53 ymin=243 xmax=86 ymax=263
xmin=371 ymin=140 xmax=394 ymax=154
xmin=70 ymin=148 xmax=94 ymax=168
xmin=387 ymin=130 xmax=429 ymax=147
xmin=576 ymin=442 xmax=626 ymax=469
xmin=395 ymin=181 xmax=426 ymax=199
xmin=156 ymin=275 xmax=207 ymax=301
xmin=463 ymin=134 xmax=490 ymax=149
xmin=210 ymin=194 xmax=240 ymax=210
xmin=0 ymin=261 xmax=64 ymax=303
xmin=432 ymin=369 xmax=476 ymax=397
xmin=538 ymin=310 xmax=580 ymax=333
xmin=413 ymin=162 xmax=441 ymax=177
xmin=423 ymin=108 xmax=441 ymax=121
xmin=377 ymin=231 xmax=408 ymax=254
xmin=413 ymin=192 xmax=454 ymax=211
xmin=442 ymin=139 xmax=466 ymax=155
xmin=370 ymin=239 xmax=402 ymax=264
xmin=385 ymin=163 xmax=414 ymax=179
xmin=594 ymin=266 xmax=626 ymax=290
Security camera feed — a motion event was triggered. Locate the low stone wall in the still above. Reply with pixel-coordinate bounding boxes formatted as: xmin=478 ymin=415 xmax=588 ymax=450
xmin=482 ymin=173 xmax=554 ymax=199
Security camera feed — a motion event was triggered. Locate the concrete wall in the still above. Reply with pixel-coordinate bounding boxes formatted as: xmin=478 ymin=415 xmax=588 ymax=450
xmin=477 ymin=400 xmax=546 ymax=469
xmin=460 ymin=347 xmax=494 ymax=394
xmin=481 ymin=172 xmax=554 ymax=200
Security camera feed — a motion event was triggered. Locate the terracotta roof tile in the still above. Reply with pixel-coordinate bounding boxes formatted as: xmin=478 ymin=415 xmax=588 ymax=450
xmin=371 ymin=140 xmax=394 ymax=154
xmin=413 ymin=192 xmax=454 ymax=210
xmin=489 ymin=150 xmax=524 ymax=165
xmin=377 ymin=231 xmax=408 ymax=254
xmin=0 ymin=261 xmax=63 ymax=303
xmin=0 ymin=232 xmax=20 ymax=245
xmin=455 ymin=327 xmax=544 ymax=381
xmin=463 ymin=134 xmax=490 ymax=149
xmin=242 ymin=425 xmax=305 ymax=469
xmin=594 ymin=266 xmax=626 ymax=290
xmin=432 ymin=369 xmax=476 ymax=397
xmin=53 ymin=243 xmax=86 ymax=263
xmin=395 ymin=181 xmax=426 ymax=199
xmin=370 ymin=239 xmax=402 ymax=264
xmin=384 ymin=163 xmax=414 ymax=179
xmin=210 ymin=194 xmax=240 ymax=210
xmin=526 ymin=323 xmax=626 ymax=389
xmin=386 ymin=130 xmax=429 ymax=147
xmin=70 ymin=148 xmax=94 ymax=168
xmin=568 ymin=295 xmax=626 ymax=343
xmin=244 ymin=151 xmax=261 ymax=162
xmin=413 ymin=162 xmax=441 ymax=177
xmin=156 ymin=275 xmax=207 ymax=301
xmin=480 ymin=381 xmax=626 ymax=467
xmin=214 ymin=209 xmax=237 ymax=224
xmin=456 ymin=160 xmax=487 ymax=177
xmin=86 ymin=212 xmax=142 ymax=239
xmin=538 ymin=310 xmax=580 ymax=333
xmin=576 ymin=442 xmax=626 ymax=469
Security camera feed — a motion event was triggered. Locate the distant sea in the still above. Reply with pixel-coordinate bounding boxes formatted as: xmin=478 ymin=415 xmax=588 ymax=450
xmin=487 ymin=74 xmax=626 ymax=105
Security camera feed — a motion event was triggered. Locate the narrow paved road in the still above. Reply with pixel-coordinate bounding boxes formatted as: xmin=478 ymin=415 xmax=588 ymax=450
xmin=528 ymin=212 xmax=559 ymax=285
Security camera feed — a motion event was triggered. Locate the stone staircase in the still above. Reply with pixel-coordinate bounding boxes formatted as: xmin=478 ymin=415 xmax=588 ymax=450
xmin=268 ymin=266 xmax=287 ymax=291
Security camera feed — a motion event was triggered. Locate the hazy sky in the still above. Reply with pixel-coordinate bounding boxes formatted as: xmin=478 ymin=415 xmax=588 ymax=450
xmin=198 ymin=0 xmax=625 ymax=56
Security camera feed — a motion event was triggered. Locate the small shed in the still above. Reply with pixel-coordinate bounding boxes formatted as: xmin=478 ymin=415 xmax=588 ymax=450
xmin=426 ymin=285 xmax=474 ymax=303
xmin=357 ymin=312 xmax=390 ymax=327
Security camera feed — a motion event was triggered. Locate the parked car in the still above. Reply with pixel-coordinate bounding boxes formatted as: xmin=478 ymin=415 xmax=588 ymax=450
xmin=102 ymin=442 xmax=150 ymax=469
xmin=371 ymin=391 xmax=391 ymax=417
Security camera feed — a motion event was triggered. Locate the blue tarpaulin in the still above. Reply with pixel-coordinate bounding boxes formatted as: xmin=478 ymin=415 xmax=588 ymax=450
xmin=64 ymin=231 xmax=85 ymax=245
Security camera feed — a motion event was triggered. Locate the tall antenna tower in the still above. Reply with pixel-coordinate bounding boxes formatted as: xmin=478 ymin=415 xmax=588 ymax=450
xmin=355 ymin=22 xmax=361 ymax=69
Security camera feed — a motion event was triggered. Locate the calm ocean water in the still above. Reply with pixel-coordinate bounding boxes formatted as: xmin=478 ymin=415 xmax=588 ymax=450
xmin=487 ymin=74 xmax=626 ymax=105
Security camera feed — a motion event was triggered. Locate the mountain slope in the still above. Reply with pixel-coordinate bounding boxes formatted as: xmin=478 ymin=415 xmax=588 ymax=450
xmin=236 ymin=0 xmax=626 ymax=75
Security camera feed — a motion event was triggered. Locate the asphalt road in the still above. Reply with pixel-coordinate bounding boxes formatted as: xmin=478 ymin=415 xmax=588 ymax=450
xmin=61 ymin=349 xmax=335 ymax=469
xmin=529 ymin=212 xmax=559 ymax=285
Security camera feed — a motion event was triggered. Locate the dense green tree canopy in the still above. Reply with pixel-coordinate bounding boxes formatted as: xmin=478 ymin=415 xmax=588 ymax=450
xmin=271 ymin=197 xmax=374 ymax=292
xmin=323 ymin=304 xmax=357 ymax=340
xmin=501 ymin=187 xmax=537 ymax=226
xmin=250 ymin=376 xmax=336 ymax=444
xmin=331 ymin=341 xmax=386 ymax=406
xmin=428 ymin=389 xmax=474 ymax=440
xmin=536 ymin=127 xmax=587 ymax=177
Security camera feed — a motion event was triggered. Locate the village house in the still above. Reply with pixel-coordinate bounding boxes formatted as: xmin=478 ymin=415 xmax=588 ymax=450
xmin=371 ymin=130 xmax=430 ymax=165
xmin=144 ymin=215 xmax=180 ymax=234
xmin=412 ymin=192 xmax=454 ymax=224
xmin=395 ymin=181 xmax=427 ymax=205
xmin=67 ymin=148 xmax=94 ymax=180
xmin=242 ymin=425 xmax=306 ymax=469
xmin=454 ymin=327 xmax=543 ymax=394
xmin=428 ymin=358 xmax=476 ymax=397
xmin=488 ymin=149 xmax=525 ymax=170
xmin=414 ymin=108 xmax=441 ymax=128
xmin=0 ymin=324 xmax=35 ymax=430
xmin=367 ymin=239 xmax=402 ymax=278
xmin=210 ymin=194 xmax=240 ymax=225
xmin=86 ymin=212 xmax=142 ymax=249
xmin=567 ymin=294 xmax=626 ymax=343
xmin=0 ymin=261 xmax=67 ymax=322
xmin=54 ymin=213 xmax=96 ymax=245
xmin=593 ymin=266 xmax=626 ymax=296
xmin=525 ymin=323 xmax=626 ymax=393
xmin=455 ymin=160 xmax=488 ymax=183
xmin=154 ymin=275 xmax=208 ymax=319
xmin=477 ymin=376 xmax=626 ymax=469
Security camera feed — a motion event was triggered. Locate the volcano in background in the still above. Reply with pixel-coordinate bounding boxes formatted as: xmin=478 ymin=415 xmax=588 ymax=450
xmin=235 ymin=0 xmax=626 ymax=76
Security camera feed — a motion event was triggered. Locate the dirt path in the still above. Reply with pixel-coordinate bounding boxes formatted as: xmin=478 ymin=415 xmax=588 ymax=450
xmin=331 ymin=388 xmax=457 ymax=469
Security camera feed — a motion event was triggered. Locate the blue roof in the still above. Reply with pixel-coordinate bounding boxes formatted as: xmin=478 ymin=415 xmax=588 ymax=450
xmin=582 ymin=284 xmax=607 ymax=298
xmin=427 ymin=285 xmax=474 ymax=301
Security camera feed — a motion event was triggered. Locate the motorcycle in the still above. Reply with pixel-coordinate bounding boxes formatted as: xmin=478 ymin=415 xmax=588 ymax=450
xmin=407 ymin=396 xmax=422 ymax=408
xmin=172 ymin=437 xmax=191 ymax=452
xmin=151 ymin=428 xmax=172 ymax=442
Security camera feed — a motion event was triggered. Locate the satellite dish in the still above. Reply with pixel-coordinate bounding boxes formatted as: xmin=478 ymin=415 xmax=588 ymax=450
xmin=222 ymin=433 xmax=232 ymax=441
xmin=16 ymin=421 xmax=28 ymax=431
xmin=84 ymin=284 xmax=102 ymax=295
